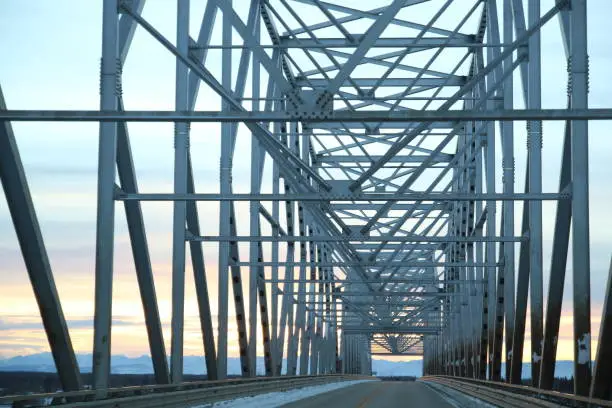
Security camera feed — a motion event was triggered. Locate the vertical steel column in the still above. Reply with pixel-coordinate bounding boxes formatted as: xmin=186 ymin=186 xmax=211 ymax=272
xmin=484 ymin=118 xmax=496 ymax=381
xmin=569 ymin=0 xmax=592 ymax=396
xmin=344 ymin=322 xmax=352 ymax=374
xmin=170 ymin=0 xmax=190 ymax=384
xmin=507 ymin=8 xmax=531 ymax=379
xmin=247 ymin=2 xmax=262 ymax=377
xmin=460 ymin=132 xmax=473 ymax=378
xmin=222 ymin=0 xmax=260 ymax=373
xmin=256 ymin=220 xmax=274 ymax=376
xmin=428 ymin=338 xmax=432 ymax=376
xmin=430 ymin=337 xmax=433 ymax=375
xmin=502 ymin=0 xmax=516 ymax=382
xmin=444 ymin=205 xmax=454 ymax=376
xmin=451 ymin=156 xmax=461 ymax=376
xmin=270 ymin=69 xmax=282 ymax=374
xmin=312 ymin=240 xmax=324 ymax=374
xmin=276 ymin=208 xmax=292 ymax=372
xmin=361 ymin=335 xmax=370 ymax=375
xmin=424 ymin=339 xmax=428 ymax=376
xmin=0 ymin=87 xmax=82 ymax=392
xmin=92 ymin=0 xmax=119 ymax=391
xmin=287 ymin=124 xmax=303 ymax=375
xmin=430 ymin=337 xmax=435 ymax=376
xmin=299 ymin=136 xmax=313 ymax=375
xmin=475 ymin=136 xmax=487 ymax=380
xmin=431 ymin=337 xmax=437 ymax=375
xmin=285 ymin=284 xmax=296 ymax=374
xmin=186 ymin=156 xmax=218 ymax=380
xmin=229 ymin=204 xmax=251 ymax=377
xmin=319 ymin=252 xmax=327 ymax=375
xmin=323 ymin=245 xmax=333 ymax=373
xmin=467 ymin=133 xmax=479 ymax=379
xmin=340 ymin=330 xmax=346 ymax=374
xmin=483 ymin=2 xmax=507 ymax=380
xmin=437 ymin=336 xmax=442 ymax=375
xmin=329 ymin=249 xmax=339 ymax=374
xmin=353 ymin=337 xmax=358 ymax=375
xmin=492 ymin=217 xmax=505 ymax=381
xmin=302 ymin=229 xmax=316 ymax=375
xmin=510 ymin=168 xmax=530 ymax=384
xmin=248 ymin=114 xmax=260 ymax=378
xmin=217 ymin=0 xmax=233 ymax=379
xmin=250 ymin=21 xmax=272 ymax=373
xmin=527 ymin=0 xmax=544 ymax=386
xmin=429 ymin=338 xmax=433 ymax=375
xmin=270 ymin=157 xmax=281 ymax=374
xmin=278 ymin=126 xmax=295 ymax=374
xmin=453 ymin=154 xmax=466 ymax=377
xmin=467 ymin=239 xmax=477 ymax=378
xmin=229 ymin=13 xmax=262 ymax=373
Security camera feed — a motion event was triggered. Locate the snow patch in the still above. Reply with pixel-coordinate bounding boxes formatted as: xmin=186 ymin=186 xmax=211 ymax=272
xmin=425 ymin=381 xmax=496 ymax=408
xmin=193 ymin=380 xmax=374 ymax=408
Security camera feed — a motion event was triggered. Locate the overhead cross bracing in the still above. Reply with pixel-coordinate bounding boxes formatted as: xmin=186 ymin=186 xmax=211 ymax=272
xmin=2 ymin=0 xmax=611 ymax=402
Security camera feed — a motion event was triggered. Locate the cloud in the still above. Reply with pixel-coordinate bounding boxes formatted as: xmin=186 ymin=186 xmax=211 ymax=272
xmin=0 ymin=317 xmax=137 ymax=331
xmin=0 ymin=319 xmax=43 ymax=331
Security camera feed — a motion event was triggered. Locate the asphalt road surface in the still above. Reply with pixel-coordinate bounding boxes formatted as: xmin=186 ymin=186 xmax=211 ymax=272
xmin=281 ymin=381 xmax=454 ymax=407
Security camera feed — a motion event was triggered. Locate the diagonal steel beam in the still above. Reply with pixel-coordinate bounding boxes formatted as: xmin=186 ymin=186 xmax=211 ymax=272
xmin=118 ymin=3 xmax=330 ymax=191
xmin=287 ymin=0 xmax=460 ymax=38
xmin=311 ymin=0 xmax=410 ymax=110
xmin=0 ymin=85 xmax=82 ymax=392
xmin=348 ymin=0 xmax=568 ymax=190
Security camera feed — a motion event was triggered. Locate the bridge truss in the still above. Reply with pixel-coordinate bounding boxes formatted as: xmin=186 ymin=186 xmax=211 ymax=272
xmin=2 ymin=0 xmax=611 ymax=400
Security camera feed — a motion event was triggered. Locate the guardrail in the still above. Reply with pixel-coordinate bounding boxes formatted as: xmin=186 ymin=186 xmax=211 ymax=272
xmin=421 ymin=376 xmax=612 ymax=408
xmin=0 ymin=374 xmax=372 ymax=408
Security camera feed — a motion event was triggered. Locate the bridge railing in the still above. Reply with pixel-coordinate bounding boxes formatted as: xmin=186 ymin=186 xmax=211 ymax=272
xmin=0 ymin=374 xmax=372 ymax=407
xmin=422 ymin=376 xmax=612 ymax=408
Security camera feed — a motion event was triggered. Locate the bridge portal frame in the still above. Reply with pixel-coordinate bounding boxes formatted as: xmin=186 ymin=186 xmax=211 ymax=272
xmin=0 ymin=0 xmax=608 ymax=400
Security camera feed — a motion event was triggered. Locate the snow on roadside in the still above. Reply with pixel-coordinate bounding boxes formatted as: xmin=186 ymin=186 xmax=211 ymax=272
xmin=193 ymin=379 xmax=375 ymax=408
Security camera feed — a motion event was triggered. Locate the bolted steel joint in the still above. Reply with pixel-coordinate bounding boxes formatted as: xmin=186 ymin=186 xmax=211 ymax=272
xmin=115 ymin=59 xmax=123 ymax=96
xmin=118 ymin=0 xmax=135 ymax=13
xmin=527 ymin=121 xmax=543 ymax=150
xmin=99 ymin=58 xmax=123 ymax=97
xmin=587 ymin=54 xmax=590 ymax=94
xmin=173 ymin=123 xmax=190 ymax=149
xmin=501 ymin=158 xmax=516 ymax=184
xmin=567 ymin=56 xmax=573 ymax=95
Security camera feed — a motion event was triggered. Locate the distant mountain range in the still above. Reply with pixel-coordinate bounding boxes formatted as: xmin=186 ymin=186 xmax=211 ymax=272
xmin=0 ymin=353 xmax=264 ymax=376
xmin=0 ymin=353 xmax=575 ymax=379
xmin=371 ymin=359 xmax=575 ymax=379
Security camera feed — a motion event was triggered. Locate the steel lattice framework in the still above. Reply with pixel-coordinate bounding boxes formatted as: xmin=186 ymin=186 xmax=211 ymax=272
xmin=2 ymin=0 xmax=612 ymax=400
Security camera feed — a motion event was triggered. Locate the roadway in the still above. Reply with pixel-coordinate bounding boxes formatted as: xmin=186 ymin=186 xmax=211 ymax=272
xmin=281 ymin=381 xmax=454 ymax=407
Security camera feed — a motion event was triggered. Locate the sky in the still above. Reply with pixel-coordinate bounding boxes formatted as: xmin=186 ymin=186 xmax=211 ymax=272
xmin=0 ymin=0 xmax=611 ymax=370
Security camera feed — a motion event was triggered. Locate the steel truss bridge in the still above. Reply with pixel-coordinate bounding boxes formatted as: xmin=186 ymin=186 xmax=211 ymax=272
xmin=2 ymin=0 xmax=612 ymax=404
